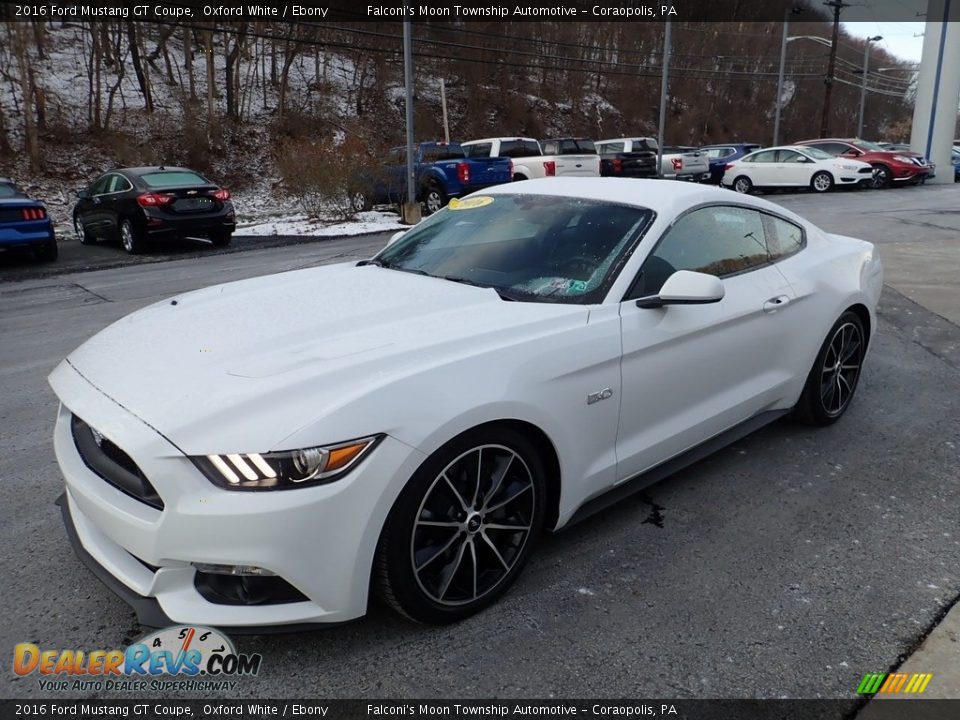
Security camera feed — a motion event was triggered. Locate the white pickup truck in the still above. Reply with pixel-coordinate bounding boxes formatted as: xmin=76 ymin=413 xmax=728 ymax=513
xmin=462 ymin=137 xmax=600 ymax=181
xmin=661 ymin=145 xmax=710 ymax=181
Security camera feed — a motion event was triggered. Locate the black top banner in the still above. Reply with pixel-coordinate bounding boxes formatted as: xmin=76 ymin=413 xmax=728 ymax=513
xmin=0 ymin=0 xmax=941 ymax=22
xmin=4 ymin=699 xmax=960 ymax=720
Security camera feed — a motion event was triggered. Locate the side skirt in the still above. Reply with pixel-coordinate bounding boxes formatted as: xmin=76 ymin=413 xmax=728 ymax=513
xmin=565 ymin=409 xmax=790 ymax=528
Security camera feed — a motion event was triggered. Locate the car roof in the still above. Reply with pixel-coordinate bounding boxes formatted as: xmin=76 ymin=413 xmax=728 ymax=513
xmin=478 ymin=177 xmax=803 ymax=221
xmin=112 ymin=166 xmax=200 ymax=177
xmin=596 ymin=137 xmax=657 ymax=142
xmin=462 ymin=137 xmax=538 ymax=144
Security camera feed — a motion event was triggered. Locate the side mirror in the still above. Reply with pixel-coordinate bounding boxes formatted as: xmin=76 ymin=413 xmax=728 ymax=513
xmin=386 ymin=230 xmax=406 ymax=247
xmin=76 ymin=189 xmax=90 ymax=199
xmin=636 ymin=270 xmax=725 ymax=309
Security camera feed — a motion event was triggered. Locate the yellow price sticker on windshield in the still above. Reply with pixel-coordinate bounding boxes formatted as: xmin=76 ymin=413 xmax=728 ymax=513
xmin=449 ymin=196 xmax=494 ymax=211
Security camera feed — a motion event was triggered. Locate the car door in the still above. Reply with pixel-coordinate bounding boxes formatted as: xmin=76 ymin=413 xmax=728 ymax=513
xmin=79 ymin=174 xmax=112 ymax=232
xmin=744 ymin=149 xmax=778 ymax=185
xmin=615 ymin=204 xmax=798 ymax=482
xmin=100 ymin=173 xmax=133 ymax=237
xmin=776 ymin=149 xmax=813 ymax=186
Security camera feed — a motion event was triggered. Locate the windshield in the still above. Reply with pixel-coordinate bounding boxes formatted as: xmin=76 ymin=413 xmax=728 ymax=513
xmin=801 ymin=147 xmax=834 ymax=160
xmin=854 ymin=140 xmax=885 ymax=151
xmin=374 ymin=194 xmax=654 ymax=304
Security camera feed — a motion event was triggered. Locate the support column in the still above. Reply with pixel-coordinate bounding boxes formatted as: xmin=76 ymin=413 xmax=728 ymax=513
xmin=910 ymin=0 xmax=960 ymax=185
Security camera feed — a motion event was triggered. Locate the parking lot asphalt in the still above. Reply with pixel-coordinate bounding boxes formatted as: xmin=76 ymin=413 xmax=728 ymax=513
xmin=0 ymin=187 xmax=958 ymax=703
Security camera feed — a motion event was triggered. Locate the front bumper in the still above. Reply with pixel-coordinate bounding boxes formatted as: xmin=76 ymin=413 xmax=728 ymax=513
xmin=51 ymin=362 xmax=424 ymax=629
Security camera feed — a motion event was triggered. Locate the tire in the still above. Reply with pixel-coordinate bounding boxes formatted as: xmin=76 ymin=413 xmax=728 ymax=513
xmin=119 ymin=219 xmax=145 ymax=255
xmin=513 ymin=174 xmax=528 ymax=182
xmin=794 ymin=311 xmax=866 ymax=426
xmin=211 ymin=232 xmax=232 ymax=247
xmin=74 ymin=215 xmax=94 ymax=245
xmin=374 ymin=425 xmax=547 ymax=624
xmin=350 ymin=191 xmax=372 ymax=213
xmin=420 ymin=183 xmax=447 ymax=216
xmin=732 ymin=176 xmax=753 ymax=194
xmin=34 ymin=240 xmax=58 ymax=262
xmin=810 ymin=171 xmax=834 ymax=193
xmin=870 ymin=164 xmax=892 ymax=189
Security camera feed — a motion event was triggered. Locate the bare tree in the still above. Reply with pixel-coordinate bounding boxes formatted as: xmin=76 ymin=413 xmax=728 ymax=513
xmin=126 ymin=21 xmax=153 ymax=112
xmin=13 ymin=22 xmax=40 ymax=169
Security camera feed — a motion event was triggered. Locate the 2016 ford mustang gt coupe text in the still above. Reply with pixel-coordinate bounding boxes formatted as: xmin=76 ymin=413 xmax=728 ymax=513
xmin=50 ymin=178 xmax=883 ymax=629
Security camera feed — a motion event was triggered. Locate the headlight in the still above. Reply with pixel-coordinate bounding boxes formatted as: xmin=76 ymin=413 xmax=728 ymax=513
xmin=840 ymin=164 xmax=858 ymax=170
xmin=192 ymin=436 xmax=381 ymax=490
xmin=893 ymin=155 xmax=912 ymax=163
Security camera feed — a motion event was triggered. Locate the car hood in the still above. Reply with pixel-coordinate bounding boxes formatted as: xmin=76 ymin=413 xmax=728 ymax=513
xmin=55 ymin=263 xmax=586 ymax=454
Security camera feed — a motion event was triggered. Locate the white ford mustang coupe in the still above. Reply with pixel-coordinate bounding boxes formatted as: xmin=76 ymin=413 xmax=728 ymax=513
xmin=50 ymin=179 xmax=882 ymax=629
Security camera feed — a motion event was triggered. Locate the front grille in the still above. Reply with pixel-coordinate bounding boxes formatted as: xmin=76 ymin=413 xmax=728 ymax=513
xmin=858 ymin=167 xmax=873 ymax=174
xmin=71 ymin=414 xmax=164 ymax=510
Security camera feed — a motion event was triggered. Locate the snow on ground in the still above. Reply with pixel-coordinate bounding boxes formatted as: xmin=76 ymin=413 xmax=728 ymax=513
xmin=236 ymin=210 xmax=405 ymax=237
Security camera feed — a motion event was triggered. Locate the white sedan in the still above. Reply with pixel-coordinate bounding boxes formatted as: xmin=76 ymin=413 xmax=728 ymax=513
xmin=722 ymin=145 xmax=875 ymax=194
xmin=50 ymin=179 xmax=883 ymax=629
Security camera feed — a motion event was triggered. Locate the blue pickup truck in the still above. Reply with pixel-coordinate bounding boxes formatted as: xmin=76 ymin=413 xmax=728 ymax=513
xmin=364 ymin=142 xmax=513 ymax=215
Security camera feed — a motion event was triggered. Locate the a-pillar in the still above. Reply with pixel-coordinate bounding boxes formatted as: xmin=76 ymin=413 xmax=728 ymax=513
xmin=910 ymin=0 xmax=960 ymax=185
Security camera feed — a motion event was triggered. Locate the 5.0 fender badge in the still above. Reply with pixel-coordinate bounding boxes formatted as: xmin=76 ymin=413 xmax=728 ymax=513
xmin=587 ymin=388 xmax=614 ymax=405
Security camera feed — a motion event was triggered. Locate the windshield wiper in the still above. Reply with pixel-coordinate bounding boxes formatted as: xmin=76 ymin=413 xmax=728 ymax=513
xmin=443 ymin=275 xmax=528 ymax=302
xmin=358 ymin=259 xmax=431 ymax=277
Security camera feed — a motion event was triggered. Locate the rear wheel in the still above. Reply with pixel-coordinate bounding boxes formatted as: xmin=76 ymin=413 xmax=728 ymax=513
xmin=120 ymin=219 xmax=145 ymax=255
xmin=810 ymin=171 xmax=834 ymax=193
xmin=732 ymin=176 xmax=753 ymax=194
xmin=421 ymin=183 xmax=447 ymax=216
xmin=350 ymin=191 xmax=372 ymax=213
xmin=794 ymin=311 xmax=866 ymax=426
xmin=375 ymin=426 xmax=546 ymax=624
xmin=513 ymin=174 xmax=528 ymax=182
xmin=211 ymin=232 xmax=232 ymax=248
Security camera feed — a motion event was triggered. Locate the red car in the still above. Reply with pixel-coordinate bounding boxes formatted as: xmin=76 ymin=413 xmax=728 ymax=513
xmin=794 ymin=138 xmax=933 ymax=188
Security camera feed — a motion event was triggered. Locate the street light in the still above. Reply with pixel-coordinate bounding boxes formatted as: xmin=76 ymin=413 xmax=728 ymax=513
xmin=857 ymin=35 xmax=883 ymax=139
xmin=773 ymin=30 xmax=832 ymax=146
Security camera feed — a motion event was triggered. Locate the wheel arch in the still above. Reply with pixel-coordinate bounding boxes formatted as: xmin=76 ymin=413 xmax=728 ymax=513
xmin=845 ymin=302 xmax=872 ymax=351
xmin=404 ymin=418 xmax=563 ymax=533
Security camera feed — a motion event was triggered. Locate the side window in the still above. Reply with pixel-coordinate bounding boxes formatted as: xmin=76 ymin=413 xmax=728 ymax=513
xmin=541 ymin=141 xmax=558 ymax=155
xmin=599 ymin=142 xmax=625 ymax=155
xmin=388 ymin=149 xmax=405 ymax=165
xmin=750 ymin=150 xmax=777 ymax=163
xmin=463 ymin=143 xmax=492 ymax=158
xmin=91 ymin=175 xmax=112 ymax=195
xmin=763 ymin=214 xmax=805 ymax=260
xmin=108 ymin=175 xmax=131 ymax=192
xmin=814 ymin=143 xmax=845 ymax=156
xmin=635 ymin=207 xmax=770 ymax=296
xmin=778 ymin=150 xmax=805 ymax=163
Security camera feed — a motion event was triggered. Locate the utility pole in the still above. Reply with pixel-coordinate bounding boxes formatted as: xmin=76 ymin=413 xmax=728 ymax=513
xmin=402 ymin=21 xmax=420 ymax=225
xmin=857 ymin=36 xmax=883 ymax=138
xmin=773 ymin=6 xmax=805 ymax=146
xmin=657 ymin=20 xmax=671 ymax=178
xmin=820 ymin=0 xmax=849 ymax=137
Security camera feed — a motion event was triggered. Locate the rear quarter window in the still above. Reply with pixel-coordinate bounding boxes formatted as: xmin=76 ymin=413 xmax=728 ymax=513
xmin=141 ymin=171 xmax=209 ymax=188
xmin=499 ymin=140 xmax=542 ymax=158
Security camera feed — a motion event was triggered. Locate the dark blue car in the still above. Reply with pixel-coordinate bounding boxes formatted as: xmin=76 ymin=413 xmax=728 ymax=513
xmin=953 ymin=147 xmax=960 ymax=182
xmin=0 ymin=178 xmax=57 ymax=262
xmin=700 ymin=143 xmax=763 ymax=184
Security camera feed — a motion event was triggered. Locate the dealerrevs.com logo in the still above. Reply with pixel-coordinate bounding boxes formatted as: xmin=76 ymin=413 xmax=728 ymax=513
xmin=13 ymin=626 xmax=262 ymax=692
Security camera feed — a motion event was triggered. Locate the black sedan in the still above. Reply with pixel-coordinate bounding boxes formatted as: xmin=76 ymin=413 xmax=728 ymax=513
xmin=0 ymin=178 xmax=57 ymax=262
xmin=73 ymin=166 xmax=235 ymax=254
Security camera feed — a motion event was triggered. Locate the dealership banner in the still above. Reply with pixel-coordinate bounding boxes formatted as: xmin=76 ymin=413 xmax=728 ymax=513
xmin=3 ymin=700 xmax=960 ymax=719
xmin=0 ymin=0 xmax=941 ymax=22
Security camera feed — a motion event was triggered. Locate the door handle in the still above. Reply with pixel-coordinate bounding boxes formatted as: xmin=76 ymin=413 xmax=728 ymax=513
xmin=763 ymin=295 xmax=790 ymax=313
